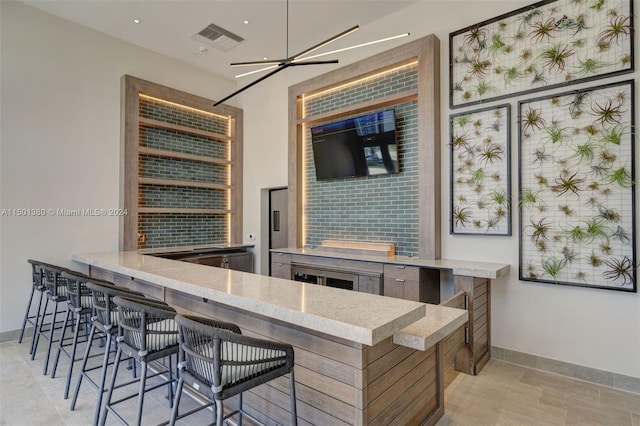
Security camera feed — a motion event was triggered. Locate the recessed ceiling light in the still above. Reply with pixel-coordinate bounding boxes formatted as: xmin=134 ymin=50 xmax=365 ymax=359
xmin=133 ymin=18 xmax=141 ymax=24
xmin=243 ymin=20 xmax=249 ymax=25
xmin=263 ymin=57 xmax=268 ymax=60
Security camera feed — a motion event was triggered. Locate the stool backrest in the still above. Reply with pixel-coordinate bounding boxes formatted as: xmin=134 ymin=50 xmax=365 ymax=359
xmin=61 ymin=272 xmax=112 ymax=311
xmin=112 ymin=296 xmax=177 ymax=356
xmin=174 ymin=314 xmax=294 ymax=399
xmin=27 ymin=259 xmax=45 ymax=290
xmin=86 ymin=282 xmax=145 ymax=331
xmin=41 ymin=264 xmax=70 ymax=300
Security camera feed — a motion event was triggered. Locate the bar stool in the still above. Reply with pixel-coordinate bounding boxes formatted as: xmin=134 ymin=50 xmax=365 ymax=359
xmin=70 ymin=281 xmax=146 ymax=426
xmin=51 ymin=271 xmax=107 ymax=399
xmin=100 ymin=296 xmax=180 ymax=426
xmin=168 ymin=314 xmax=297 ymax=426
xmin=32 ymin=264 xmax=71 ymax=374
xmin=18 ymin=260 xmax=48 ymax=353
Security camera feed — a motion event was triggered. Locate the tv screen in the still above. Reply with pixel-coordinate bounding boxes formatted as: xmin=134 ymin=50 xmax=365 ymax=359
xmin=311 ymin=109 xmax=398 ymax=180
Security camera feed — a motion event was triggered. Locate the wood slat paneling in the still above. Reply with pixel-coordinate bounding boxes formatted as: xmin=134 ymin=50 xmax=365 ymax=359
xmin=369 ymin=369 xmax=438 ymax=426
xmin=367 ymin=349 xmax=436 ymax=419
xmin=441 ymin=328 xmax=465 ymax=371
xmin=95 ymin=268 xmax=447 ymax=425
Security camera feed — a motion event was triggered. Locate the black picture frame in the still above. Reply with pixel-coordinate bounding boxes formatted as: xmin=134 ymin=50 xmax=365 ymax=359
xmin=450 ymin=0 xmax=634 ymax=108
xmin=450 ymin=103 xmax=512 ymax=236
xmin=518 ymin=79 xmax=636 ymax=292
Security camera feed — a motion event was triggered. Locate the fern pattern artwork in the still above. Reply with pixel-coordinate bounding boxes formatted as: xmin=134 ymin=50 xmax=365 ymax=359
xmin=450 ymin=104 xmax=511 ymax=235
xmin=449 ymin=0 xmax=634 ymax=108
xmin=518 ymin=80 xmax=635 ymax=292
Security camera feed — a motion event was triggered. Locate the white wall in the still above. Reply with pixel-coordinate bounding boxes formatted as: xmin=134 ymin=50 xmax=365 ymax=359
xmin=240 ymin=0 xmax=640 ymax=379
xmin=0 ymin=1 xmax=236 ymax=333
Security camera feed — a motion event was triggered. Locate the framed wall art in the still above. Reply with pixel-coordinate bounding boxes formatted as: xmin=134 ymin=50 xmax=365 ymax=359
xmin=450 ymin=0 xmax=634 ymax=108
xmin=518 ymin=79 xmax=635 ymax=292
xmin=450 ymin=104 xmax=511 ymax=235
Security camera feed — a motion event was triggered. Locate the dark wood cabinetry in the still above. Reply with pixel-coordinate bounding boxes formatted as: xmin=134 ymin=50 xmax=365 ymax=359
xmin=383 ymin=264 xmax=440 ymax=304
xmin=269 ymin=248 xmax=509 ymax=376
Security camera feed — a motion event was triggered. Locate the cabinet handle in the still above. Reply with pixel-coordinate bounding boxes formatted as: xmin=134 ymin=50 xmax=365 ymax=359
xmin=395 ymin=278 xmax=406 ymax=282
xmin=395 ymin=265 xmax=406 ymax=269
xmin=277 ymin=263 xmax=284 ymax=266
xmin=275 ymin=252 xmax=283 ymax=256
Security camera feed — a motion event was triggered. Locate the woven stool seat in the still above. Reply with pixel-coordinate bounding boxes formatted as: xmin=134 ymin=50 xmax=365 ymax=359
xmin=169 ymin=314 xmax=297 ymax=426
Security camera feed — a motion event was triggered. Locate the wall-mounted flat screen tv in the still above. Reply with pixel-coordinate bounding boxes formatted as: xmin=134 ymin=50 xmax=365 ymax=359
xmin=310 ymin=109 xmax=399 ymax=180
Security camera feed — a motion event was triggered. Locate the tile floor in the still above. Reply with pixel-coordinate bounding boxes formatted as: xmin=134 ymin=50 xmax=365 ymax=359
xmin=0 ymin=335 xmax=216 ymax=425
xmin=1 ymin=335 xmax=638 ymax=425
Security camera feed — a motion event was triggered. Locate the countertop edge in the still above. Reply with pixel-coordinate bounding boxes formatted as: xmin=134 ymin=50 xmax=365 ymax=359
xmin=393 ymin=307 xmax=469 ymax=351
xmin=72 ymin=252 xmax=428 ymax=346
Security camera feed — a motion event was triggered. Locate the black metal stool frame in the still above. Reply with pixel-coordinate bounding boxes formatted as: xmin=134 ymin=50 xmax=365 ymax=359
xmin=100 ymin=296 xmax=180 ymax=426
xmin=70 ymin=281 xmax=146 ymax=426
xmin=169 ymin=314 xmax=297 ymax=426
xmin=51 ymin=272 xmax=107 ymax=399
xmin=32 ymin=264 xmax=71 ymax=375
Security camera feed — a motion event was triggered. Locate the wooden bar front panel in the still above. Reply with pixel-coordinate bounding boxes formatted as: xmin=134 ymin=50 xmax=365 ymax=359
xmin=90 ymin=266 xmax=445 ymax=425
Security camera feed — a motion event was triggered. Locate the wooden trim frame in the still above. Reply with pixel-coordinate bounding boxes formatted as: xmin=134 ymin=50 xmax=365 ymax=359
xmin=120 ymin=75 xmax=244 ymax=250
xmin=287 ymin=35 xmax=441 ymax=259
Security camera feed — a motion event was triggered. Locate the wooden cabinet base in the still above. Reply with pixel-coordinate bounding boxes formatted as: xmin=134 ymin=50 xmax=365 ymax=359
xmin=91 ymin=265 xmax=446 ymax=425
xmin=453 ymin=275 xmax=491 ymax=376
xmin=165 ymin=289 xmax=445 ymax=425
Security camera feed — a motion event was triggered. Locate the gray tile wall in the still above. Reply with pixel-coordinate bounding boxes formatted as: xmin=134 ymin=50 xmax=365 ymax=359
xmin=138 ymin=213 xmax=227 ymax=248
xmin=304 ymin=65 xmax=420 ymax=256
xmin=140 ymin=126 xmax=228 ymax=159
xmin=137 ymin=98 xmax=230 ymax=249
xmin=140 ymin=98 xmax=228 ymax=134
xmin=139 ymin=185 xmax=226 ymax=209
xmin=139 ymin=155 xmax=227 ymax=184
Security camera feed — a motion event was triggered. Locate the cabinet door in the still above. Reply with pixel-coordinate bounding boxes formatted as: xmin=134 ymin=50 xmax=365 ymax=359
xmin=271 ymin=262 xmax=291 ymax=280
xmin=402 ymin=280 xmax=421 ymax=301
xmin=358 ymin=275 xmax=382 ymax=295
xmin=383 ymin=277 xmax=405 ymax=299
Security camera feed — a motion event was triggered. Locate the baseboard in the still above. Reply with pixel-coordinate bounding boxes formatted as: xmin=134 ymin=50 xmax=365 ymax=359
xmin=0 ymin=327 xmax=32 ymax=344
xmin=491 ymin=346 xmax=640 ymax=395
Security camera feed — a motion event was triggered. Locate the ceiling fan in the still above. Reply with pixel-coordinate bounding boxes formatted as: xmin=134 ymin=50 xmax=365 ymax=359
xmin=213 ymin=1 xmax=409 ymax=106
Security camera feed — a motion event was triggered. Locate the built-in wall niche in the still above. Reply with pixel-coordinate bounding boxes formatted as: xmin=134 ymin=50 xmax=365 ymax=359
xmin=288 ymin=35 xmax=441 ymax=259
xmin=121 ymin=75 xmax=243 ymax=250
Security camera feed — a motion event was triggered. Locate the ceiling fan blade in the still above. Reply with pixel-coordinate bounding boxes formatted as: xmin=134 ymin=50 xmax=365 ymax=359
xmin=290 ymin=25 xmax=359 ymax=61
xmin=297 ymin=33 xmax=410 ymax=62
xmin=235 ymin=64 xmax=280 ymax=79
xmin=231 ymin=59 xmax=287 ymax=67
xmin=290 ymin=60 xmax=339 ymax=66
xmin=214 ymin=64 xmax=290 ymax=106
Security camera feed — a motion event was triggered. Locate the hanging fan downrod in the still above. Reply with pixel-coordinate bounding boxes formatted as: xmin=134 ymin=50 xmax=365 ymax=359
xmin=214 ymin=0 xmax=409 ymax=106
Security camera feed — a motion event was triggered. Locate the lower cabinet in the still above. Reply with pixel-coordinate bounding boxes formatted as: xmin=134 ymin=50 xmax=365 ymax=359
xmin=383 ymin=264 xmax=440 ymax=304
xmin=155 ymin=250 xmax=254 ymax=273
xmin=268 ymin=252 xmax=441 ymax=302
xmin=271 ymin=253 xmax=292 ymax=279
xmin=290 ymin=264 xmax=382 ymax=295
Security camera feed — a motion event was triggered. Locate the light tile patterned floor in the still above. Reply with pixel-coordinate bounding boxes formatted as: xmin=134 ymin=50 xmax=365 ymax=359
xmin=0 ymin=336 xmax=217 ymax=425
xmin=438 ymin=361 xmax=639 ymax=426
xmin=1 ymin=336 xmax=638 ymax=425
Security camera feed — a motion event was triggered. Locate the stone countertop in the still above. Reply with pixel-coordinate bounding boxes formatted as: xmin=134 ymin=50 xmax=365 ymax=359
xmin=394 ymin=305 xmax=468 ymax=351
xmin=272 ymin=247 xmax=510 ymax=279
xmin=72 ymin=251 xmax=436 ymax=347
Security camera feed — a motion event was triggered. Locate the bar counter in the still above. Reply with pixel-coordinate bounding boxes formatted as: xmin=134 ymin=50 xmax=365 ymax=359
xmin=73 ymin=251 xmax=468 ymax=425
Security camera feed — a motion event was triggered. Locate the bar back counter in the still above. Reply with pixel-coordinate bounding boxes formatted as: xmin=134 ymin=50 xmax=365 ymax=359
xmin=73 ymin=251 xmax=506 ymax=425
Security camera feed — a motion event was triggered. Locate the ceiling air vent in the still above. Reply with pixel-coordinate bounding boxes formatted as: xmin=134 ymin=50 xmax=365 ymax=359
xmin=191 ymin=23 xmax=244 ymax=52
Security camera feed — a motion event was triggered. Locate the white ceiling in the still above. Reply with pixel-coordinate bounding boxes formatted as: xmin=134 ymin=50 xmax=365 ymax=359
xmin=22 ymin=0 xmax=417 ymax=81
